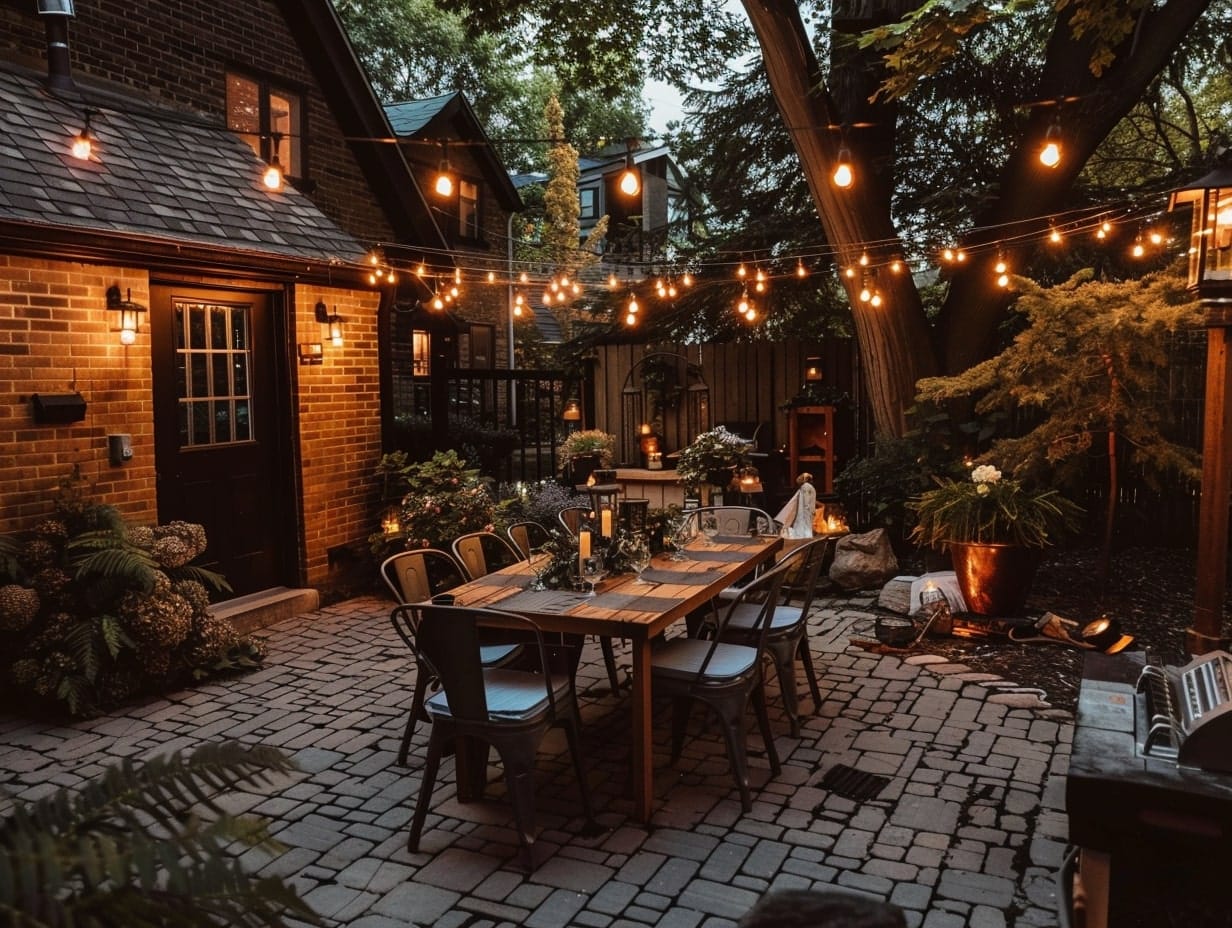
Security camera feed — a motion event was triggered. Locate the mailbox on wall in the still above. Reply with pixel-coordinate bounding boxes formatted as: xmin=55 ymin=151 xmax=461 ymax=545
xmin=31 ymin=392 xmax=87 ymax=424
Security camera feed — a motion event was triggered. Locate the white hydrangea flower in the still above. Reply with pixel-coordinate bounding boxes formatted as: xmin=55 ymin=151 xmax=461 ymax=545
xmin=970 ymin=465 xmax=1002 ymax=485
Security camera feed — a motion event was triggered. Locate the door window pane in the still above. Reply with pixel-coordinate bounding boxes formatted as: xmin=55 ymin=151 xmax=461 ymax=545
xmin=174 ymin=300 xmax=255 ymax=447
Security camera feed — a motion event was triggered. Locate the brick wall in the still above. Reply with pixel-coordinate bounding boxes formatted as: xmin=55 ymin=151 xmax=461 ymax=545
xmin=294 ymin=284 xmax=384 ymax=588
xmin=0 ymin=0 xmax=395 ymax=245
xmin=0 ymin=256 xmax=156 ymax=528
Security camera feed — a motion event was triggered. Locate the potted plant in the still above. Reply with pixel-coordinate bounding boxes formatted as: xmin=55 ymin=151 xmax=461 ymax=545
xmin=675 ymin=426 xmax=752 ymax=502
xmin=908 ymin=464 xmax=1083 ymax=616
xmin=557 ymin=429 xmax=616 ymax=485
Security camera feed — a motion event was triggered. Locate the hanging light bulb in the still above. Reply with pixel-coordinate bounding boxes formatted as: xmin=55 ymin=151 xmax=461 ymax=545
xmin=736 ymin=263 xmax=747 ymax=279
xmin=1131 ymin=236 xmax=1145 ymax=258
xmin=627 ymin=295 xmax=640 ymax=314
xmin=942 ymin=248 xmax=955 ymax=263
xmin=844 ymin=266 xmax=856 ymax=279
xmin=487 ymin=270 xmax=496 ymax=283
xmin=625 ymin=311 xmax=638 ymax=326
xmin=71 ymin=111 xmax=94 ymax=161
xmin=754 ymin=278 xmax=766 ymax=294
xmin=543 ymin=291 xmax=552 ymax=304
xmin=870 ymin=291 xmax=883 ymax=308
xmin=434 ymin=141 xmax=453 ymax=197
xmin=608 ymin=273 xmax=619 ymax=289
xmin=367 ymin=271 xmax=377 ymax=286
xmin=618 ymin=139 xmax=640 ymax=196
xmin=956 ymin=249 xmax=967 ymax=262
xmin=571 ymin=282 xmax=581 ymax=296
xmin=737 ymin=290 xmax=751 ymax=316
xmin=1039 ymin=119 xmax=1062 ymax=168
xmin=744 ymin=303 xmax=758 ymax=322
xmin=796 ymin=261 xmax=808 ymax=278
xmin=997 ymin=273 xmax=1010 ymax=288
xmin=449 ymin=285 xmax=459 ymax=298
xmin=994 ymin=257 xmax=1008 ymax=274
xmin=889 ymin=259 xmax=903 ymax=273
xmin=432 ymin=294 xmax=444 ymax=310
xmin=263 ymin=154 xmax=283 ymax=190
xmin=667 ymin=282 xmax=678 ymax=298
xmin=858 ymin=253 xmax=869 ymax=267
xmin=416 ymin=262 xmax=426 ymax=277
xmin=519 ymin=271 xmax=529 ymax=284
xmin=1049 ymin=226 xmax=1063 ymax=244
xmin=682 ymin=272 xmax=694 ymax=287
xmin=832 ymin=143 xmax=854 ymax=188
xmin=1148 ymin=228 xmax=1163 ymax=246
xmin=513 ymin=293 xmax=524 ymax=317
xmin=859 ymin=283 xmax=872 ymax=302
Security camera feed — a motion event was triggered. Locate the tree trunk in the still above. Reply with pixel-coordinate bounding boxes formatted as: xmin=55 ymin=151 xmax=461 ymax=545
xmin=743 ymin=0 xmax=937 ymax=439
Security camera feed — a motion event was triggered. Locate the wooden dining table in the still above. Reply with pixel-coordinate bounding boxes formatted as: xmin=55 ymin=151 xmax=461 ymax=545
xmin=446 ymin=531 xmax=783 ymax=824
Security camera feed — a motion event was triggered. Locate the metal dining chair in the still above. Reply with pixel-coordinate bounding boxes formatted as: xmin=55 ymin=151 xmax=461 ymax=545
xmin=710 ymin=536 xmax=835 ymax=736
xmin=452 ymin=530 xmax=523 ymax=581
xmin=557 ymin=505 xmax=592 ymax=537
xmin=650 ymin=557 xmax=791 ymax=811
xmin=393 ymin=603 xmax=595 ymax=871
xmin=682 ymin=505 xmax=777 ymax=538
xmin=381 ymin=547 xmax=519 ymax=765
xmin=507 ymin=520 xmax=552 ymax=559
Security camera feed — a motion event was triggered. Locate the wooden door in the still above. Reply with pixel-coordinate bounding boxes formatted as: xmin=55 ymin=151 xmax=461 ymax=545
xmin=151 ymin=284 xmax=290 ymax=595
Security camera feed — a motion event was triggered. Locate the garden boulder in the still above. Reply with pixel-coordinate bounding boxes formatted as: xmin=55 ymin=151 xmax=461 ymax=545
xmin=830 ymin=528 xmax=899 ymax=590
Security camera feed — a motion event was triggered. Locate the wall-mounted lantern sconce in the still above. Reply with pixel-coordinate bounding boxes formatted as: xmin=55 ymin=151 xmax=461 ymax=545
xmin=298 ymin=342 xmax=323 ymax=365
xmin=805 ymin=356 xmax=824 ymax=382
xmin=106 ymin=284 xmax=145 ymax=345
xmin=315 ymin=299 xmax=343 ymax=347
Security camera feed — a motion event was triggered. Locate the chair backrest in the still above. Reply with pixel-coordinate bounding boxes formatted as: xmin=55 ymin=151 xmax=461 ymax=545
xmin=688 ymin=560 xmax=792 ymax=680
xmin=558 ymin=506 xmax=592 ymax=537
xmin=452 ymin=531 xmax=522 ymax=580
xmin=684 ymin=506 xmax=776 ymax=537
xmin=507 ymin=520 xmax=551 ymax=559
xmin=775 ymin=536 xmax=835 ymax=617
xmin=381 ymin=548 xmax=467 ymax=604
xmin=392 ymin=604 xmax=556 ymax=723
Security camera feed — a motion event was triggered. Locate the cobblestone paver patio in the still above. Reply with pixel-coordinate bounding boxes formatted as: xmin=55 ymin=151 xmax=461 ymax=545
xmin=0 ymin=591 xmax=1073 ymax=927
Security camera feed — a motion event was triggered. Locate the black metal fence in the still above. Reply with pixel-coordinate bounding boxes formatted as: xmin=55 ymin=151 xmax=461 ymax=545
xmin=387 ymin=368 xmax=571 ymax=484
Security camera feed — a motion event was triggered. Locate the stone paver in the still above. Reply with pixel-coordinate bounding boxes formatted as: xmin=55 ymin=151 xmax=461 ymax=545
xmin=0 ymin=594 xmax=1072 ymax=927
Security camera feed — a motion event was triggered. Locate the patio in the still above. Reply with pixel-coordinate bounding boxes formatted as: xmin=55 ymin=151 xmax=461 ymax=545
xmin=0 ymin=591 xmax=1070 ymax=928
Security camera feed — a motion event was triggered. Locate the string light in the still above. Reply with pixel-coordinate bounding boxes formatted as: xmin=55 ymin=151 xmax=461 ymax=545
xmin=1131 ymin=235 xmax=1145 ymax=258
xmin=1039 ymin=120 xmax=1062 ymax=168
xmin=736 ymin=263 xmax=747 ymax=279
xmin=682 ymin=272 xmax=694 ymax=287
xmin=1148 ymin=228 xmax=1164 ymax=245
xmin=71 ymin=111 xmax=94 ymax=161
xmin=832 ymin=143 xmax=854 ymax=188
xmin=513 ymin=292 xmax=524 ymax=317
xmin=434 ymin=141 xmax=453 ymax=197
xmin=858 ymin=253 xmax=869 ymax=266
xmin=608 ymin=273 xmax=619 ymax=289
xmin=1049 ymin=226 xmax=1063 ymax=244
xmin=796 ymin=261 xmax=808 ymax=278
xmin=618 ymin=139 xmax=640 ymax=197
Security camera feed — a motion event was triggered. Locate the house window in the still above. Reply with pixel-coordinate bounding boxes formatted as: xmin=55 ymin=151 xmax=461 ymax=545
xmin=459 ymin=179 xmax=480 ymax=239
xmin=412 ymin=330 xmax=430 ymax=375
xmin=579 ymin=187 xmax=598 ymax=220
xmin=468 ymin=325 xmax=494 ymax=369
xmin=226 ymin=72 xmax=303 ymax=179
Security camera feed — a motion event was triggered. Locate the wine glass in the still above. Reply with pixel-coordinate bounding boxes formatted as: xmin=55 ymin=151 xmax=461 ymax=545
xmin=662 ymin=518 xmax=688 ymax=562
xmin=581 ymin=554 xmax=606 ymax=597
xmin=700 ymin=513 xmax=719 ymax=546
xmin=626 ymin=535 xmax=652 ymax=583
xmin=528 ymin=546 xmax=550 ymax=591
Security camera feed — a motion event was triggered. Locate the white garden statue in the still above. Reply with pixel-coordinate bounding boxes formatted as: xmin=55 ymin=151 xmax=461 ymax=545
xmin=775 ymin=473 xmax=817 ymax=539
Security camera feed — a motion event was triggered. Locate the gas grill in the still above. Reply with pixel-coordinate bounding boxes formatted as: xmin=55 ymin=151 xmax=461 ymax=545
xmin=1066 ymin=651 xmax=1232 ymax=927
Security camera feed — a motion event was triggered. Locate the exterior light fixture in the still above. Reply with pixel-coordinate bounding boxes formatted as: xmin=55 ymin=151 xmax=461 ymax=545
xmin=434 ymin=141 xmax=453 ymax=197
xmin=328 ymin=314 xmax=343 ymax=347
xmin=263 ymin=132 xmax=285 ymax=191
xmin=1167 ymin=154 xmax=1232 ymax=654
xmin=71 ymin=111 xmax=94 ymax=160
xmin=106 ymin=284 xmax=145 ymax=345
xmin=562 ymin=398 xmax=582 ymax=422
xmin=805 ymin=357 xmax=823 ymax=382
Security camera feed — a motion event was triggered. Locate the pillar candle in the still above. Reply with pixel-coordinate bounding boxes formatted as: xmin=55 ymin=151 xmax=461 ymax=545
xmin=578 ymin=529 xmax=591 ymax=575
xmin=600 ymin=508 xmax=612 ymax=538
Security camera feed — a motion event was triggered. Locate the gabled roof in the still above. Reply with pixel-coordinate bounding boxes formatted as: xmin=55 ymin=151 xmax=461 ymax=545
xmin=274 ymin=0 xmax=448 ymax=254
xmin=384 ymin=91 xmax=522 ymax=213
xmin=0 ymin=65 xmax=368 ymax=265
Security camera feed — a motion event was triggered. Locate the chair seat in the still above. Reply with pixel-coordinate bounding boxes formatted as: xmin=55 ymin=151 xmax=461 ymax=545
xmin=480 ymin=643 xmax=521 ymax=665
xmin=725 ymin=603 xmax=804 ymax=633
xmin=425 ymin=668 xmax=572 ymax=721
xmin=651 ymin=638 xmax=758 ymax=681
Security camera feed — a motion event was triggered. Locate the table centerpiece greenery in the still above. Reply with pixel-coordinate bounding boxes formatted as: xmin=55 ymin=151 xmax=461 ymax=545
xmin=675 ymin=425 xmax=752 ymax=490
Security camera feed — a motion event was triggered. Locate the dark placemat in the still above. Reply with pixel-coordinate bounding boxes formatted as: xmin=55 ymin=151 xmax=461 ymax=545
xmin=591 ymin=592 xmax=682 ymax=612
xmin=686 ymin=549 xmax=749 ymax=563
xmin=640 ymin=568 xmax=714 ymax=585
xmin=470 ymin=572 xmax=527 ymax=586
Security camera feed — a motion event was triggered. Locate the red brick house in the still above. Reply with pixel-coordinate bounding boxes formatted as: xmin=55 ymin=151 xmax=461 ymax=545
xmin=0 ymin=0 xmax=462 ymax=597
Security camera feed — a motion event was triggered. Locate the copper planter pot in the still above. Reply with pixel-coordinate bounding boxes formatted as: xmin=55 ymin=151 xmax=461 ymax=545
xmin=949 ymin=542 xmax=1042 ymax=617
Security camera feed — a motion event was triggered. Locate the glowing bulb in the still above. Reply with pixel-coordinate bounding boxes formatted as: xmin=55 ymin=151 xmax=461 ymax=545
xmin=956 ymin=250 xmax=967 ymax=262
xmin=1132 ymin=241 xmax=1145 ymax=257
xmin=416 ymin=263 xmax=426 ymax=276
xmin=755 ymin=268 xmax=765 ymax=281
xmin=870 ymin=292 xmax=883 ymax=308
xmin=682 ymin=273 xmax=693 ymax=287
xmin=859 ymin=286 xmax=871 ymax=302
xmin=667 ymin=284 xmax=677 ymax=298
xmin=368 ymin=272 xmax=377 ymax=285
xmin=1102 ymin=221 xmax=1112 ymax=233
xmin=628 ymin=297 xmax=640 ymax=313
xmin=71 ymin=131 xmax=91 ymax=161
xmin=1039 ymin=141 xmax=1060 ymax=168
xmin=744 ymin=305 xmax=758 ymax=321
xmin=858 ymin=253 xmax=869 ymax=267
xmin=120 ymin=327 xmax=136 ymax=346
xmin=519 ymin=271 xmax=529 ymax=284
xmin=263 ymin=161 xmax=283 ymax=190
xmin=625 ymin=311 xmax=637 ymax=326
xmin=513 ymin=304 xmax=523 ymax=317
xmin=1096 ymin=227 xmax=1107 ymax=240
xmin=844 ymin=266 xmax=855 ymax=279
xmin=890 ymin=260 xmax=902 ymax=273
xmin=832 ymin=155 xmax=853 ymax=188
xmin=608 ymin=274 xmax=618 ymax=289
xmin=1049 ymin=228 xmax=1062 ymax=244
xmin=796 ymin=262 xmax=807 ymax=278
xmin=738 ymin=295 xmax=750 ymax=315
xmin=994 ymin=259 xmax=1007 ymax=274
xmin=550 ymin=279 xmax=559 ymax=292
xmin=737 ymin=264 xmax=747 ymax=278
xmin=571 ymin=283 xmax=580 ymax=296
xmin=619 ymin=168 xmax=640 ymax=196
xmin=754 ymin=280 xmax=765 ymax=293
xmin=997 ymin=273 xmax=1010 ymax=288
xmin=435 ymin=172 xmax=453 ymax=197
xmin=1149 ymin=230 xmax=1163 ymax=245
xmin=942 ymin=248 xmax=955 ymax=262
xmin=432 ymin=296 xmax=444 ymax=310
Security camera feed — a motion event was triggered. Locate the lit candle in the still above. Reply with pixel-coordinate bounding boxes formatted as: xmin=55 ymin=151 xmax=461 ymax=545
xmin=600 ymin=508 xmax=612 ymax=538
xmin=578 ymin=529 xmax=591 ymax=576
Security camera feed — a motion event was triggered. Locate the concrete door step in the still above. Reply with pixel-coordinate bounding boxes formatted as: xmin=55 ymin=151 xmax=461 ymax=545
xmin=210 ymin=586 xmax=320 ymax=634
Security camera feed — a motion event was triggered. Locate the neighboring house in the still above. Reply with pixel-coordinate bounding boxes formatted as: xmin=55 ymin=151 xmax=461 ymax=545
xmin=576 ymin=141 xmax=702 ymax=264
xmin=384 ymin=92 xmax=523 ymax=382
xmin=0 ymin=0 xmax=450 ymax=596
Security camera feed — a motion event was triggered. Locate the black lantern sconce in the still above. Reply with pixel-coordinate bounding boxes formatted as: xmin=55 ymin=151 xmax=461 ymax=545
xmin=805 ymin=356 xmax=824 ymax=382
xmin=1169 ymin=158 xmax=1232 ymax=308
xmin=315 ymin=299 xmax=343 ymax=348
xmin=106 ymin=285 xmax=145 ymax=345
xmin=562 ymin=398 xmax=582 ymax=422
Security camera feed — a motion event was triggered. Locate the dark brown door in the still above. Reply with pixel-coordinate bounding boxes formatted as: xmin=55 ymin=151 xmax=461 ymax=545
xmin=151 ymin=284 xmax=289 ymax=595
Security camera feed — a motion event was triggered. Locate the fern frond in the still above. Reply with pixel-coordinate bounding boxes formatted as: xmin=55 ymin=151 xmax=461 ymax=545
xmin=170 ymin=564 xmax=233 ymax=594
xmin=69 ymin=547 xmax=159 ymax=592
